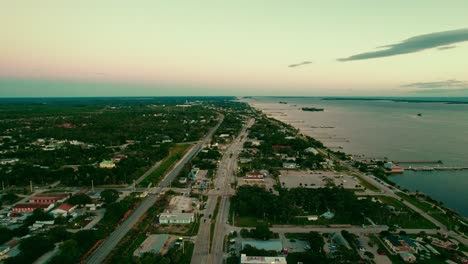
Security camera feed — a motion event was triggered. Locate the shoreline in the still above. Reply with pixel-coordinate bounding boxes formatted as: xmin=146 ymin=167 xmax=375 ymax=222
xmin=240 ymin=98 xmax=468 ymax=219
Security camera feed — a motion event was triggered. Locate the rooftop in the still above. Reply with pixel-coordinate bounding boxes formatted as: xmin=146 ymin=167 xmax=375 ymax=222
xmin=13 ymin=203 xmax=52 ymax=209
xmin=240 ymin=254 xmax=287 ymax=264
xmin=242 ymin=239 xmax=283 ymax=252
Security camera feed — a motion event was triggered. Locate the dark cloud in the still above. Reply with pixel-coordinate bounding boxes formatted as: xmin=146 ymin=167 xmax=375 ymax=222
xmin=401 ymin=79 xmax=468 ymax=89
xmin=288 ymin=61 xmax=312 ymax=68
xmin=338 ymin=28 xmax=468 ymax=61
xmin=437 ymin=45 xmax=456 ymax=50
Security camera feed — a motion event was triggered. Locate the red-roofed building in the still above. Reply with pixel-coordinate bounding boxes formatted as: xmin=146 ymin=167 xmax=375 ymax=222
xmin=12 ymin=203 xmax=54 ymax=213
xmin=29 ymin=193 xmax=69 ymax=203
xmin=51 ymin=203 xmax=76 ymax=217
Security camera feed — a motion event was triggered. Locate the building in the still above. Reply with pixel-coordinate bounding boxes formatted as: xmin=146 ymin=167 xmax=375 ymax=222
xmin=321 ymin=211 xmax=335 ymax=220
xmin=99 ymin=160 xmax=116 ymax=169
xmin=29 ymin=193 xmax=69 ymax=203
xmin=189 ymin=167 xmax=200 ymax=180
xmin=242 ymin=239 xmax=283 ymax=252
xmin=159 ymin=212 xmax=194 ymax=224
xmin=12 ymin=203 xmax=54 ymax=213
xmin=330 ymin=232 xmax=351 ymax=249
xmin=399 ymin=252 xmax=417 ymax=263
xmin=282 ymin=162 xmax=298 ymax=169
xmin=384 ymin=162 xmax=404 ymax=174
xmin=304 ymin=147 xmax=319 ymax=155
xmin=51 ymin=203 xmax=76 ymax=217
xmin=245 ymin=171 xmax=264 ymax=180
xmin=384 ymin=235 xmax=417 ymax=253
xmin=240 ymin=254 xmax=287 ymax=264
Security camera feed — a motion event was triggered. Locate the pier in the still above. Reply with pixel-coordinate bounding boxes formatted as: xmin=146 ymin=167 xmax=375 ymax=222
xmin=394 ymin=160 xmax=442 ymax=164
xmin=407 ymin=166 xmax=468 ymax=171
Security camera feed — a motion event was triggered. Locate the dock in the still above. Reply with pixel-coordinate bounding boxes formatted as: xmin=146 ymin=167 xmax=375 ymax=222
xmin=394 ymin=160 xmax=442 ymax=164
xmin=407 ymin=166 xmax=468 ymax=171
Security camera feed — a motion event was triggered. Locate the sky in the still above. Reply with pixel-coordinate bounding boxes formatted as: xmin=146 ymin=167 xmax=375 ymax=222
xmin=1 ymin=1 xmax=468 ymax=97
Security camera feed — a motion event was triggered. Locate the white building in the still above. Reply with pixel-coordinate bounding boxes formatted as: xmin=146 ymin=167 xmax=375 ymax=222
xmin=159 ymin=212 xmax=194 ymax=224
xmin=304 ymin=147 xmax=319 ymax=155
xmin=240 ymin=254 xmax=287 ymax=264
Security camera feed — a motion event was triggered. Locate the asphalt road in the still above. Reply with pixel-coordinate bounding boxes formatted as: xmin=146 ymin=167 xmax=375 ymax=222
xmin=85 ymin=116 xmax=223 ymax=264
xmin=191 ymin=118 xmax=254 ymax=264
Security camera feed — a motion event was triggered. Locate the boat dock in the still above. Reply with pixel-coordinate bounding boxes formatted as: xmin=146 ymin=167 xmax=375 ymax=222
xmin=407 ymin=166 xmax=468 ymax=171
xmin=394 ymin=160 xmax=442 ymax=164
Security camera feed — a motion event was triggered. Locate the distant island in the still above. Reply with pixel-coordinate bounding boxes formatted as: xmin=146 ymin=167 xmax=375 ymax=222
xmin=279 ymin=101 xmax=288 ymax=104
xmin=322 ymin=97 xmax=468 ymax=105
xmin=302 ymin=107 xmax=324 ymax=112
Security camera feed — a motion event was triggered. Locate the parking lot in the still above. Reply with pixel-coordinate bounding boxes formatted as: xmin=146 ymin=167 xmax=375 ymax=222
xmin=278 ymin=170 xmax=364 ymax=190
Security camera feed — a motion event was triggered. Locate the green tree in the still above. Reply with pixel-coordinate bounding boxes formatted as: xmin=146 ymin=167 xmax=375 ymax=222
xmin=101 ymin=189 xmax=119 ymax=204
xmin=307 ymin=231 xmax=325 ymax=253
xmin=66 ymin=193 xmax=92 ymax=206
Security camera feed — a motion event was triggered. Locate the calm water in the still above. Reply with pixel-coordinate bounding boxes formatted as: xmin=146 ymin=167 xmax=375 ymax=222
xmin=244 ymin=97 xmax=468 ymax=217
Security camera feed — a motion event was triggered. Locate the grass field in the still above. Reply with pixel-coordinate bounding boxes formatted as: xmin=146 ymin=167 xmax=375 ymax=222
xmin=351 ymin=173 xmax=379 ymax=191
xmin=140 ymin=143 xmax=191 ymax=186
xmin=378 ymin=196 xmax=437 ymax=229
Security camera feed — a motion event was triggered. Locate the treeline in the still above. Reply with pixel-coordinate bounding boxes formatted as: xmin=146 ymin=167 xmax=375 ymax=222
xmin=231 ymin=185 xmax=428 ymax=227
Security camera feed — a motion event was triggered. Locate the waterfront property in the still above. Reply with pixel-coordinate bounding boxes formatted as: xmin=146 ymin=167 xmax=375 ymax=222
xmin=384 ymin=235 xmax=418 ymax=254
xmin=158 ymin=212 xmax=195 ymax=224
xmin=240 ymin=254 xmax=287 ymax=264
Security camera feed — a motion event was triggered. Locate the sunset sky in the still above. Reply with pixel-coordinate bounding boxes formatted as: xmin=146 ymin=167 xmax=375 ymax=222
xmin=1 ymin=1 xmax=468 ymax=97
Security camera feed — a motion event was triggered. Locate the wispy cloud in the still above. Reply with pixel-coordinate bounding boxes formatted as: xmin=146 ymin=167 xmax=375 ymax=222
xmin=288 ymin=61 xmax=312 ymax=68
xmin=402 ymin=79 xmax=468 ymax=90
xmin=338 ymin=28 xmax=468 ymax=61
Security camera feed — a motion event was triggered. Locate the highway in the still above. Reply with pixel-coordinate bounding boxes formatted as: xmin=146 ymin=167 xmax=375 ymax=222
xmin=191 ymin=118 xmax=254 ymax=264
xmin=85 ymin=115 xmax=223 ymax=264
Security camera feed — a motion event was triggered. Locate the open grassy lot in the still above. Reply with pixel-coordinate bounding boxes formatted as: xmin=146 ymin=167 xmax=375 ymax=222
xmin=140 ymin=143 xmax=191 ymax=186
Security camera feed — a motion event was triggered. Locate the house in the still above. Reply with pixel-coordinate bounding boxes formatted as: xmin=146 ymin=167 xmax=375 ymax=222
xmin=245 ymin=171 xmax=264 ymax=180
xmin=282 ymin=162 xmax=298 ymax=169
xmin=12 ymin=203 xmax=54 ymax=213
xmin=99 ymin=160 xmax=116 ymax=169
xmin=240 ymin=254 xmax=287 ymax=264
xmin=399 ymin=252 xmax=416 ymax=263
xmin=272 ymin=145 xmax=292 ymax=151
xmin=51 ymin=203 xmax=76 ymax=217
xmin=179 ymin=177 xmax=188 ymax=184
xmin=384 ymin=235 xmax=417 ymax=253
xmin=321 ymin=211 xmax=335 ymax=219
xmin=239 ymin=158 xmax=252 ymax=164
xmin=29 ymin=193 xmax=69 ymax=203
xmin=189 ymin=167 xmax=200 ymax=180
xmin=304 ymin=147 xmax=319 ymax=155
xmin=159 ymin=212 xmax=194 ymax=224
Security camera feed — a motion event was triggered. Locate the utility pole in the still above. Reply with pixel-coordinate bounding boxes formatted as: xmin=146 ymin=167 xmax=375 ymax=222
xmin=2 ymin=181 xmax=4 ymax=191
xmin=91 ymin=180 xmax=94 ymax=192
xmin=133 ymin=180 xmax=136 ymax=192
xmin=30 ymin=180 xmax=33 ymax=193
